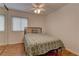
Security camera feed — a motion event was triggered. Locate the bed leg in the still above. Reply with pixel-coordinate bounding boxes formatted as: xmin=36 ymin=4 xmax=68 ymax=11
xmin=58 ymin=47 xmax=64 ymax=56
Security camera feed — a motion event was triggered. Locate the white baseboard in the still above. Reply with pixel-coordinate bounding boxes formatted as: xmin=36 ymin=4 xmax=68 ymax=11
xmin=66 ymin=48 xmax=79 ymax=56
xmin=8 ymin=41 xmax=23 ymax=45
xmin=0 ymin=41 xmax=23 ymax=46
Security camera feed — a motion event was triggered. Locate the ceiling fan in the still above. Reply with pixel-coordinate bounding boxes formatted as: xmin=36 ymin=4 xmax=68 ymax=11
xmin=31 ymin=3 xmax=45 ymax=14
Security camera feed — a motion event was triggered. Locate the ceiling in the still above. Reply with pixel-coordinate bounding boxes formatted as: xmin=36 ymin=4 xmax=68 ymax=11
xmin=0 ymin=3 xmax=67 ymax=15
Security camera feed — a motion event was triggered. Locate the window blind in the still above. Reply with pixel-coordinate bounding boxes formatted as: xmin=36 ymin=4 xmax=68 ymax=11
xmin=12 ymin=17 xmax=27 ymax=31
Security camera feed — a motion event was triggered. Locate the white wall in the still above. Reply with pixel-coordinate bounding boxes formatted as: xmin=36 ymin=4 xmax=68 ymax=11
xmin=28 ymin=15 xmax=46 ymax=33
xmin=0 ymin=9 xmax=46 ymax=45
xmin=46 ymin=4 xmax=79 ymax=55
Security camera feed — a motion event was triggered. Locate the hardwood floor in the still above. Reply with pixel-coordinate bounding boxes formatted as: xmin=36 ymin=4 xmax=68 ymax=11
xmin=0 ymin=43 xmax=25 ymax=56
xmin=0 ymin=43 xmax=77 ymax=56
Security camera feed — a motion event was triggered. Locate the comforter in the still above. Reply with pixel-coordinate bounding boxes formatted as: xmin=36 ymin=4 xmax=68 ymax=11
xmin=24 ymin=33 xmax=64 ymax=56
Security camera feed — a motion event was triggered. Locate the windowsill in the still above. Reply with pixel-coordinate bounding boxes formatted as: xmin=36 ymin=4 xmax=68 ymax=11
xmin=0 ymin=31 xmax=5 ymax=32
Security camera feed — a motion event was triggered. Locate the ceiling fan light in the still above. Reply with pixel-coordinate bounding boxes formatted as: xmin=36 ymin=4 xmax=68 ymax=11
xmin=34 ymin=9 xmax=37 ymax=13
xmin=37 ymin=9 xmax=41 ymax=14
xmin=34 ymin=9 xmax=41 ymax=14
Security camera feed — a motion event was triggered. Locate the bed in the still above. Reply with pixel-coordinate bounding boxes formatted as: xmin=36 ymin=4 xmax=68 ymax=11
xmin=24 ymin=27 xmax=65 ymax=56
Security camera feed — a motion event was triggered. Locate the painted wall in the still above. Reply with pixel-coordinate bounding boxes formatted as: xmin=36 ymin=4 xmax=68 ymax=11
xmin=45 ymin=4 xmax=79 ymax=55
xmin=0 ymin=8 xmax=46 ymax=45
xmin=1 ymin=3 xmax=79 ymax=55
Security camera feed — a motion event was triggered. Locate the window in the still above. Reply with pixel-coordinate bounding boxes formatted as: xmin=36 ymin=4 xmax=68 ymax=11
xmin=0 ymin=15 xmax=5 ymax=31
xmin=12 ymin=17 xmax=28 ymax=31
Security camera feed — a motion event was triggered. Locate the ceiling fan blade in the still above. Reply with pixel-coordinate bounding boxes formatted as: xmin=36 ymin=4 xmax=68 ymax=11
xmin=38 ymin=8 xmax=45 ymax=11
xmin=41 ymin=8 xmax=45 ymax=11
xmin=32 ymin=3 xmax=45 ymax=8
xmin=39 ymin=4 xmax=45 ymax=8
xmin=32 ymin=3 xmax=38 ymax=8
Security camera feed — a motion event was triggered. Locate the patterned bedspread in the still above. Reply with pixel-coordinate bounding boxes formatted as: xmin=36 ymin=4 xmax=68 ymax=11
xmin=24 ymin=33 xmax=64 ymax=56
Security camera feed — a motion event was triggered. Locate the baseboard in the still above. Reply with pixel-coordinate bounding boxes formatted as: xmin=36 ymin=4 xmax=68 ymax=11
xmin=0 ymin=42 xmax=23 ymax=47
xmin=66 ymin=48 xmax=79 ymax=56
xmin=8 ymin=41 xmax=23 ymax=45
xmin=0 ymin=41 xmax=24 ymax=46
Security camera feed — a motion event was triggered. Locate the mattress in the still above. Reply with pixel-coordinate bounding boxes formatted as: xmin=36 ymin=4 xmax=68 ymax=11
xmin=24 ymin=33 xmax=64 ymax=56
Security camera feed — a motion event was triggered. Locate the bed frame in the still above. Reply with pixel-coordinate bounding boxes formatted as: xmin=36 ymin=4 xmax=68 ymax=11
xmin=24 ymin=27 xmax=64 ymax=56
xmin=24 ymin=27 xmax=42 ymax=34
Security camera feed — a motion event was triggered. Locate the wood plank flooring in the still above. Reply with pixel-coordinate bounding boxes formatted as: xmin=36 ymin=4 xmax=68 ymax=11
xmin=0 ymin=43 xmax=77 ymax=56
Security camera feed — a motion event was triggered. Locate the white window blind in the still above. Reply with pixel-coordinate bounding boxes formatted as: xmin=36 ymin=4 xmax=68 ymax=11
xmin=12 ymin=17 xmax=27 ymax=31
xmin=0 ymin=15 xmax=5 ymax=31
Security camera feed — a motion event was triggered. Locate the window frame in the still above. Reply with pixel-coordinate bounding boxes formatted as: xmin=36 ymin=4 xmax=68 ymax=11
xmin=0 ymin=14 xmax=5 ymax=32
xmin=12 ymin=16 xmax=28 ymax=32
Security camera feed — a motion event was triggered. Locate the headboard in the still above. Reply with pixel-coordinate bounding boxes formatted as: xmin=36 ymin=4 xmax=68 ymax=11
xmin=24 ymin=27 xmax=42 ymax=34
